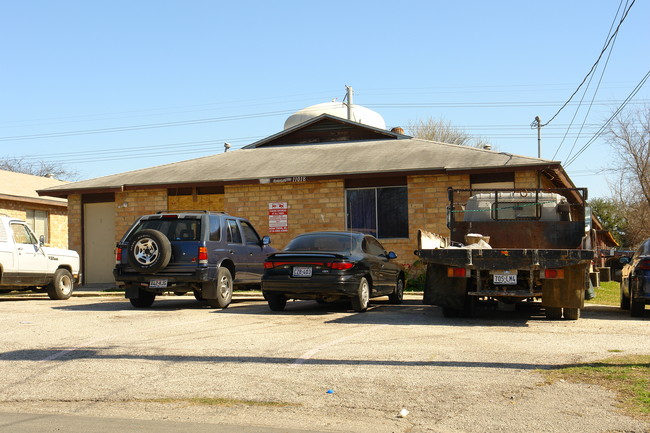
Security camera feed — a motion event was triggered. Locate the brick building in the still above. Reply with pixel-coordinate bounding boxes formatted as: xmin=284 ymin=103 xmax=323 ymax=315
xmin=40 ymin=114 xmax=596 ymax=284
xmin=0 ymin=169 xmax=69 ymax=248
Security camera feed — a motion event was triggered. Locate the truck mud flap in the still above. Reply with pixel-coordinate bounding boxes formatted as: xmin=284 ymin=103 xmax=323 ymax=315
xmin=541 ymin=263 xmax=588 ymax=309
xmin=423 ymin=264 xmax=467 ymax=310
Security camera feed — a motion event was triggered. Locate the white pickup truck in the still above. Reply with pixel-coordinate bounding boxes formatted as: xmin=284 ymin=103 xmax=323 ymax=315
xmin=0 ymin=215 xmax=80 ymax=299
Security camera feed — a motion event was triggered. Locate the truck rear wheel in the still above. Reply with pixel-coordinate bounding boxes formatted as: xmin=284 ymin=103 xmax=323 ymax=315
xmin=47 ymin=268 xmax=73 ymax=300
xmin=563 ymin=307 xmax=580 ymax=320
xmin=545 ymin=307 xmax=562 ymax=320
xmin=442 ymin=307 xmax=460 ymax=318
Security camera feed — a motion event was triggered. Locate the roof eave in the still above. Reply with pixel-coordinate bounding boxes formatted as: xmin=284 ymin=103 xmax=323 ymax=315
xmin=0 ymin=193 xmax=67 ymax=207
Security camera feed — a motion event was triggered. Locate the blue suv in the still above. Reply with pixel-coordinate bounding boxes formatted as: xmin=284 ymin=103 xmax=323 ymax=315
xmin=114 ymin=211 xmax=275 ymax=308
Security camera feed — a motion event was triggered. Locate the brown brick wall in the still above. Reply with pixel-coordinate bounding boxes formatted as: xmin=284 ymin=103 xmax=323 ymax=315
xmin=115 ymin=190 xmax=167 ymax=242
xmin=0 ymin=199 xmax=69 ymax=249
xmin=224 ymin=180 xmax=346 ymax=251
xmin=65 ymin=168 xmax=549 ymax=268
xmin=403 ymin=173 xmax=471 ymax=261
xmin=67 ymin=194 xmax=82 ymax=254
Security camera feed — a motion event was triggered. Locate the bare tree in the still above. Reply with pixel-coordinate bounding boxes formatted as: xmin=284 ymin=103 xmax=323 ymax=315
xmin=407 ymin=117 xmax=491 ymax=148
xmin=606 ymin=106 xmax=650 ymax=246
xmin=0 ymin=156 xmax=79 ymax=181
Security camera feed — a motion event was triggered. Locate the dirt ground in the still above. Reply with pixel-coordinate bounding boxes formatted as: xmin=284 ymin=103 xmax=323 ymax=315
xmin=0 ymin=293 xmax=647 ymax=433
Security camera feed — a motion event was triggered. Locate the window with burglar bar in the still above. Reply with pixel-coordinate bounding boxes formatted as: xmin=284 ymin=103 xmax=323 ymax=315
xmin=345 ymin=186 xmax=408 ymax=239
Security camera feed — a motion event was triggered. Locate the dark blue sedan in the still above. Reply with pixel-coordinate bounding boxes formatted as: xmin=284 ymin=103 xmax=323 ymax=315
xmin=620 ymin=238 xmax=650 ymax=317
xmin=261 ymin=231 xmax=405 ymax=312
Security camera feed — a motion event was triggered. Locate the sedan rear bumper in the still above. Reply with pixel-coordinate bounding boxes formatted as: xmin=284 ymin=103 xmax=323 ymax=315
xmin=262 ymin=273 xmax=362 ymax=299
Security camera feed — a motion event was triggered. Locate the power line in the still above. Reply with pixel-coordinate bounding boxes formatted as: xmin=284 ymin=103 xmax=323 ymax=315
xmin=553 ymin=0 xmax=626 ymax=160
xmin=2 ymin=98 xmax=645 ymax=143
xmin=564 ymin=69 xmax=650 ymax=167
xmin=0 ymin=110 xmax=295 ymax=142
xmin=542 ymin=0 xmax=636 ymax=127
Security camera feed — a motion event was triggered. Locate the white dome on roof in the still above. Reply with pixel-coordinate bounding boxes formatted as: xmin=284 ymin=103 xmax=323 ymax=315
xmin=284 ymin=102 xmax=386 ymax=130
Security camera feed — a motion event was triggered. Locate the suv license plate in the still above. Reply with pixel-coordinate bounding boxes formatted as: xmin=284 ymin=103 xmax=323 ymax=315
xmin=292 ymin=267 xmax=312 ymax=278
xmin=149 ymin=279 xmax=168 ymax=288
xmin=493 ymin=273 xmax=517 ymax=285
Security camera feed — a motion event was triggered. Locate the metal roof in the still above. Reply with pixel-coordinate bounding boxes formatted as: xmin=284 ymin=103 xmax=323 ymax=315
xmin=39 ymin=137 xmax=559 ymax=197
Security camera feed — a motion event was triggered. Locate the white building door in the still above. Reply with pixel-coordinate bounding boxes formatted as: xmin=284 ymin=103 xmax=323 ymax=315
xmin=83 ymin=202 xmax=116 ymax=284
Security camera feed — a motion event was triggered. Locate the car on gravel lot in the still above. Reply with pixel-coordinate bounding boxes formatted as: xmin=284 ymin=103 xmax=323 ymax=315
xmin=620 ymin=237 xmax=650 ymax=317
xmin=261 ymin=231 xmax=405 ymax=312
xmin=114 ymin=211 xmax=275 ymax=308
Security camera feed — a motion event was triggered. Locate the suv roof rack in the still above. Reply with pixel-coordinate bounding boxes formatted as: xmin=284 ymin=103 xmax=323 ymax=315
xmin=155 ymin=210 xmax=228 ymax=215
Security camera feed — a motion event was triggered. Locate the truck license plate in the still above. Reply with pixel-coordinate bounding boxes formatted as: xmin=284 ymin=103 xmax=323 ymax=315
xmin=149 ymin=279 xmax=168 ymax=288
xmin=292 ymin=267 xmax=312 ymax=278
xmin=493 ymin=273 xmax=517 ymax=285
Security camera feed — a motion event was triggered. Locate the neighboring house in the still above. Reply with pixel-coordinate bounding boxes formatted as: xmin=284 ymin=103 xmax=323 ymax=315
xmin=0 ymin=169 xmax=69 ymax=248
xmin=39 ymin=109 xmax=614 ymax=284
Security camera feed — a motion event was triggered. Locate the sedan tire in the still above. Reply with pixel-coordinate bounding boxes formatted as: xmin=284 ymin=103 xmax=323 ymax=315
xmin=388 ymin=277 xmax=404 ymax=304
xmin=266 ymin=294 xmax=287 ymax=311
xmin=351 ymin=277 xmax=370 ymax=312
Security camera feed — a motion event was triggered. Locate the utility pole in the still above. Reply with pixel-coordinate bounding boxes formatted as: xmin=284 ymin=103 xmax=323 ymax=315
xmin=532 ymin=115 xmax=542 ymax=158
xmin=345 ymin=85 xmax=354 ymax=120
xmin=531 ymin=116 xmax=542 ymax=188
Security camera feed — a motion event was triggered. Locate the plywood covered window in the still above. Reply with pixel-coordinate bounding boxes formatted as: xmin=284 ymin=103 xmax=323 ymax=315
xmin=470 ymin=172 xmax=515 ymax=190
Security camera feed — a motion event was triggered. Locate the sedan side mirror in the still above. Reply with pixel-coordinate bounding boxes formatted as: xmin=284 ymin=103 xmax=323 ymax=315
xmin=262 ymin=236 xmax=271 ymax=246
xmin=387 ymin=251 xmax=397 ymax=260
xmin=39 ymin=235 xmax=45 ymax=247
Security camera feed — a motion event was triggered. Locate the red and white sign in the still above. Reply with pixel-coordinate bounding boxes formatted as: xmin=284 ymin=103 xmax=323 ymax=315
xmin=268 ymin=202 xmax=288 ymax=233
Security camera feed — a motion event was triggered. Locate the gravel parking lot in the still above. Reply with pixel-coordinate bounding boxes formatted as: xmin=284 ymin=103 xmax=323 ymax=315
xmin=0 ymin=292 xmax=648 ymax=433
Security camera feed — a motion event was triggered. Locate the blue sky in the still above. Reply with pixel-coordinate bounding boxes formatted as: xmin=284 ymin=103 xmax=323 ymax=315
xmin=1 ymin=0 xmax=648 ymax=199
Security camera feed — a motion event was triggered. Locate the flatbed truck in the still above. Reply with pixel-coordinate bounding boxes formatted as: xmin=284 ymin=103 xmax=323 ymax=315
xmin=415 ymin=188 xmax=594 ymax=320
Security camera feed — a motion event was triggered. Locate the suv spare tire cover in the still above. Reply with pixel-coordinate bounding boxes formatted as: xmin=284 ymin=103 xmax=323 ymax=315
xmin=128 ymin=229 xmax=172 ymax=274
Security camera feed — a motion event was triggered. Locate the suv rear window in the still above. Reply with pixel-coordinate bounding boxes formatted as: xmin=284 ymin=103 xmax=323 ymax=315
xmin=131 ymin=219 xmax=201 ymax=242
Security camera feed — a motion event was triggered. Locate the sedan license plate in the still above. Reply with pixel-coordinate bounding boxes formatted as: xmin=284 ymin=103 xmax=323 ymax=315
xmin=292 ymin=267 xmax=312 ymax=278
xmin=149 ymin=279 xmax=168 ymax=289
xmin=493 ymin=273 xmax=517 ymax=285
